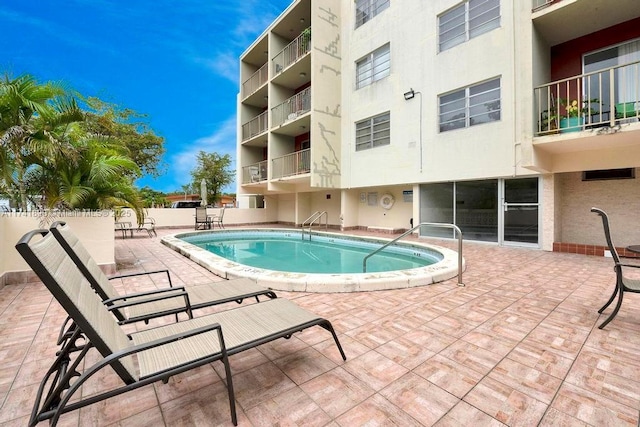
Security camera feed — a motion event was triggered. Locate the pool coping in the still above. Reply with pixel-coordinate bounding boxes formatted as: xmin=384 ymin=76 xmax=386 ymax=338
xmin=161 ymin=228 xmax=464 ymax=293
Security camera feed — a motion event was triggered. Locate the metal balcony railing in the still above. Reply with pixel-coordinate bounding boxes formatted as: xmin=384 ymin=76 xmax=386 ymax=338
xmin=272 ymin=27 xmax=311 ymax=76
xmin=534 ymin=60 xmax=640 ymax=136
xmin=241 ymin=63 xmax=268 ymax=99
xmin=242 ymin=160 xmax=268 ymax=184
xmin=532 ymin=0 xmax=557 ymax=11
xmin=271 ymin=87 xmax=311 ymax=128
xmin=241 ymin=111 xmax=268 ymax=141
xmin=272 ymin=149 xmax=310 ymax=179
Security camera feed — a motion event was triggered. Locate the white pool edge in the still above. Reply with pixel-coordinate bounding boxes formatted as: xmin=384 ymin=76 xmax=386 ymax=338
xmin=161 ymin=229 xmax=464 ymax=293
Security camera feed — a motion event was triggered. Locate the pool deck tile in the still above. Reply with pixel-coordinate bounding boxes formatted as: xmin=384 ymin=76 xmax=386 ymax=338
xmin=2 ymin=225 xmax=640 ymax=426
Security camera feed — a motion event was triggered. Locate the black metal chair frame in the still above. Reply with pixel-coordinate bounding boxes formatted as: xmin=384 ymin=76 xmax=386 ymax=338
xmin=16 ymin=228 xmax=346 ymax=426
xmin=49 ymin=221 xmax=277 ymax=325
xmin=591 ymin=207 xmax=640 ymax=328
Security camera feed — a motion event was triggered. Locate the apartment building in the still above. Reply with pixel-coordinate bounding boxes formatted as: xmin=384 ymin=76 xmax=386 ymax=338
xmin=236 ymin=0 xmax=640 ymax=252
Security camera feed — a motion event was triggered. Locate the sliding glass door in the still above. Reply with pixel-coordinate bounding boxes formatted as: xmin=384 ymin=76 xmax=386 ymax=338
xmin=419 ymin=177 xmax=539 ymax=246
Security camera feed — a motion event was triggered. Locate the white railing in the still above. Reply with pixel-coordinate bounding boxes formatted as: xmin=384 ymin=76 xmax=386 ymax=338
xmin=241 ymin=63 xmax=268 ymax=99
xmin=532 ymin=0 xmax=555 ymax=11
xmin=241 ymin=111 xmax=268 ymax=141
xmin=271 ymin=87 xmax=311 ymax=127
xmin=534 ymin=60 xmax=640 ymax=136
xmin=242 ymin=160 xmax=268 ymax=184
xmin=271 ymin=149 xmax=310 ymax=179
xmin=272 ymin=27 xmax=311 ymax=76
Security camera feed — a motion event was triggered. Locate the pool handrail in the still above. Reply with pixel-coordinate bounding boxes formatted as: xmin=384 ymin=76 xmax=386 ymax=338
xmin=362 ymin=222 xmax=464 ymax=286
xmin=302 ymin=211 xmax=328 ymax=240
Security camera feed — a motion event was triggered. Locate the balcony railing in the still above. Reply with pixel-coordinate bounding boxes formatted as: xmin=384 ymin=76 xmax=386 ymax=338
xmin=272 ymin=27 xmax=311 ymax=76
xmin=534 ymin=60 xmax=640 ymax=136
xmin=271 ymin=87 xmax=311 ymax=127
xmin=532 ymin=0 xmax=556 ymax=11
xmin=241 ymin=111 xmax=268 ymax=141
xmin=242 ymin=160 xmax=268 ymax=184
xmin=272 ymin=149 xmax=310 ymax=179
xmin=241 ymin=63 xmax=268 ymax=99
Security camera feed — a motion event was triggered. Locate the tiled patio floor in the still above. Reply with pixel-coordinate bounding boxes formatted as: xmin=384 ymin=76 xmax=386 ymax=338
xmin=1 ymin=226 xmax=640 ymax=426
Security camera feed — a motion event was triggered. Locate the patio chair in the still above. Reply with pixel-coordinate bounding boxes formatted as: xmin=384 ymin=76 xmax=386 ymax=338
xmin=211 ymin=207 xmax=225 ymax=229
xmin=591 ymin=207 xmax=640 ymax=328
xmin=137 ymin=216 xmax=157 ymax=237
xmin=249 ymin=165 xmax=261 ymax=182
xmin=49 ymin=221 xmax=277 ymax=325
xmin=16 ymin=228 xmax=346 ymax=426
xmin=195 ymin=206 xmax=211 ymax=230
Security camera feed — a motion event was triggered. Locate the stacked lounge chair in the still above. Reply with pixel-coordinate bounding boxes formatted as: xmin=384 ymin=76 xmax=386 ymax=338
xmin=16 ymin=227 xmax=346 ymax=426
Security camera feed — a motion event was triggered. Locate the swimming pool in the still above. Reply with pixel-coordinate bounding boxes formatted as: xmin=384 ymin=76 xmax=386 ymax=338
xmin=162 ymin=229 xmax=463 ymax=292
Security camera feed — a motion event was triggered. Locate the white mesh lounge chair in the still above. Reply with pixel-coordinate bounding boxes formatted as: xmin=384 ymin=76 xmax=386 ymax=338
xmin=50 ymin=221 xmax=276 ymax=325
xmin=16 ymin=229 xmax=346 ymax=426
xmin=591 ymin=207 xmax=640 ymax=328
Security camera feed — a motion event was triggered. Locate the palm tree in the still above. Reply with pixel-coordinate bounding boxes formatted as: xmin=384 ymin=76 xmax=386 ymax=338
xmin=0 ymin=73 xmax=83 ymax=210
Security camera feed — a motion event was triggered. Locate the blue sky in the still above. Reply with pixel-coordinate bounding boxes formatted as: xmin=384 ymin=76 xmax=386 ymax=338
xmin=0 ymin=0 xmax=291 ymax=193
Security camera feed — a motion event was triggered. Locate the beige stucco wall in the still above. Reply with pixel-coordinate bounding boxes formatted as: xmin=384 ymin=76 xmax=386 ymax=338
xmin=140 ymin=207 xmax=275 ymax=228
xmin=559 ymin=170 xmax=640 ymax=246
xmin=0 ymin=213 xmax=115 ymax=286
xmin=310 ymin=0 xmax=342 ymax=189
xmin=355 ymin=186 xmax=413 ymax=230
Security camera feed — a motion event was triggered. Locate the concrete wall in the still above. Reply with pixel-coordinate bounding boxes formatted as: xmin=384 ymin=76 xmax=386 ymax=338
xmin=141 ymin=207 xmax=274 ymax=228
xmin=355 ymin=185 xmax=413 ymax=231
xmin=0 ymin=207 xmax=279 ymax=287
xmin=0 ymin=213 xmax=115 ymax=287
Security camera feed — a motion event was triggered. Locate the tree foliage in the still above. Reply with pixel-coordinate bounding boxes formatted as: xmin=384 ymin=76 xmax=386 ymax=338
xmin=190 ymin=151 xmax=234 ymax=206
xmin=0 ymin=72 xmax=164 ymax=220
xmin=80 ymin=97 xmax=166 ymax=178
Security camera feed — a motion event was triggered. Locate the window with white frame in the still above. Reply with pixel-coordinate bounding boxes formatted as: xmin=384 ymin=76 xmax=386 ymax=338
xmin=355 ymin=0 xmax=390 ymax=28
xmin=356 ymin=44 xmax=390 ymax=89
xmin=439 ymin=0 xmax=500 ymax=52
xmin=439 ymin=78 xmax=501 ymax=132
xmin=356 ymin=112 xmax=390 ymax=151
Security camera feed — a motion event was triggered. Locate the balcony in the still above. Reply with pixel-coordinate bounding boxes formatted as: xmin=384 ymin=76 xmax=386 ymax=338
xmin=532 ymin=0 xmax=555 ymax=11
xmin=271 ymin=149 xmax=310 ymax=179
xmin=271 ymin=87 xmax=311 ymax=128
xmin=241 ymin=111 xmax=268 ymax=143
xmin=242 ymin=160 xmax=268 ymax=184
xmin=241 ymin=63 xmax=268 ymax=100
xmin=534 ymin=60 xmax=640 ymax=136
xmin=272 ymin=27 xmax=311 ymax=77
xmin=532 ymin=0 xmax=640 ymax=46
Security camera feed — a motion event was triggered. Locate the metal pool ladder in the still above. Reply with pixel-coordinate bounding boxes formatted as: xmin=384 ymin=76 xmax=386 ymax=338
xmin=362 ymin=222 xmax=465 ymax=286
xmin=302 ymin=211 xmax=327 ymax=240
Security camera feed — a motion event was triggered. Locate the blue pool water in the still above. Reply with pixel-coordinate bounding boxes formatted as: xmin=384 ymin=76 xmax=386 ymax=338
xmin=182 ymin=230 xmax=441 ymax=274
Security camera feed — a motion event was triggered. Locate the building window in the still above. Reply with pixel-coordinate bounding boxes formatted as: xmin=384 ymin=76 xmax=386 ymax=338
xmin=439 ymin=0 xmax=500 ymax=52
xmin=355 ymin=0 xmax=390 ymax=28
xmin=356 ymin=112 xmax=390 ymax=151
xmin=439 ymin=78 xmax=501 ymax=132
xmin=356 ymin=44 xmax=390 ymax=89
xmin=582 ymin=168 xmax=635 ymax=181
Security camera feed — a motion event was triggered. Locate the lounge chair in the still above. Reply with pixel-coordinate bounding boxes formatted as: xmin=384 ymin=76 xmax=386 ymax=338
xmin=591 ymin=207 xmax=640 ymax=328
xmin=195 ymin=206 xmax=212 ymax=230
xmin=49 ymin=221 xmax=277 ymax=325
xmin=16 ymin=228 xmax=346 ymax=426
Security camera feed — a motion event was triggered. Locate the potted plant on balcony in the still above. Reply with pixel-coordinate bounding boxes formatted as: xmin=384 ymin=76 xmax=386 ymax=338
xmin=559 ymin=98 xmax=597 ymax=133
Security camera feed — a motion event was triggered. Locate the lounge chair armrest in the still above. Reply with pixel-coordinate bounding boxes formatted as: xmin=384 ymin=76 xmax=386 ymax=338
xmin=619 ymin=262 xmax=640 ymax=269
xmin=105 ymin=289 xmax=190 ymax=311
xmin=109 ymin=269 xmax=172 ymax=284
xmin=103 ymin=286 xmax=187 ymax=304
